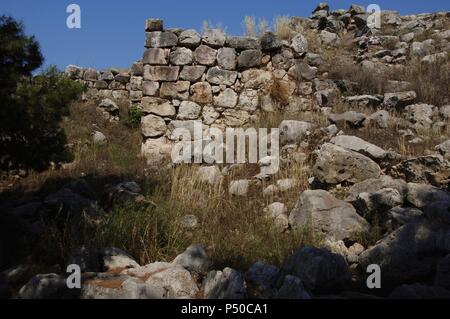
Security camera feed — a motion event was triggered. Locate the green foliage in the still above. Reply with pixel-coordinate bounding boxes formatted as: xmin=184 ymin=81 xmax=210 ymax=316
xmin=0 ymin=16 xmax=85 ymax=171
xmin=123 ymin=105 xmax=143 ymax=128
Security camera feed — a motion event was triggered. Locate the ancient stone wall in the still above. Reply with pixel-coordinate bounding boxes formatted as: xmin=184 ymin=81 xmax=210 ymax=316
xmin=66 ymin=18 xmax=319 ymax=163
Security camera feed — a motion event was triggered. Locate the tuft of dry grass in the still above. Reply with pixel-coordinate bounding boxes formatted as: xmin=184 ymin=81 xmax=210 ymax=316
xmin=243 ymin=16 xmax=256 ymax=37
xmin=274 ymin=16 xmax=294 ymax=41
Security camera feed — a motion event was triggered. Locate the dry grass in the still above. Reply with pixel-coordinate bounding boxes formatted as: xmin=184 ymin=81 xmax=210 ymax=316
xmin=243 ymin=16 xmax=256 ymax=37
xmin=274 ymin=16 xmax=294 ymax=41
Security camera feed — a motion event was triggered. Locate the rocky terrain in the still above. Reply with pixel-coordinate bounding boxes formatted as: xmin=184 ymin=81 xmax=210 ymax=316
xmin=1 ymin=3 xmax=450 ymax=299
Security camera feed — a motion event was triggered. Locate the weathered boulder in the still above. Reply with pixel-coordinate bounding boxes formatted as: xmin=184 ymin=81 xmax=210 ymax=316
xmin=328 ymin=112 xmax=366 ymax=128
xmin=194 ymin=45 xmax=217 ymax=66
xmin=241 ymin=69 xmax=273 ymax=89
xmin=190 ymin=82 xmax=213 ymax=104
xmin=18 ymin=274 xmax=75 ymax=299
xmin=145 ymin=265 xmax=199 ymax=298
xmin=289 ymin=190 xmax=369 ymax=241
xmin=330 ymin=135 xmax=390 ymax=163
xmin=144 ymin=65 xmax=179 ymax=82
xmin=141 ymin=137 xmax=173 ymax=164
xmin=202 ymin=28 xmax=226 ymax=47
xmin=179 ymin=65 xmax=206 ymax=82
xmin=145 ymin=31 xmax=178 ymax=48
xmin=217 ymin=47 xmax=237 ymax=70
xmin=436 ymin=140 xmax=450 ymax=160
xmin=142 ymin=81 xmax=160 ymax=96
xmin=169 ymin=47 xmax=193 ymax=65
xmin=214 ymin=88 xmax=238 ymax=108
xmin=220 ymin=109 xmax=251 ymax=127
xmin=279 ymin=120 xmax=314 ymax=145
xmin=345 ymin=175 xmax=408 ymax=202
xmin=178 ymin=29 xmax=201 ymax=48
xmin=159 ymin=81 xmax=190 ymax=100
xmin=281 ymin=247 xmax=351 ymax=293
xmin=177 ymin=101 xmax=202 ymax=120
xmin=405 ymin=183 xmax=450 ymax=208
xmin=274 ymin=275 xmax=311 ymax=299
xmin=359 ymin=218 xmax=450 ymax=290
xmin=141 ymin=97 xmax=176 ymax=117
xmin=237 ymin=89 xmax=259 ymax=112
xmin=202 ymin=268 xmax=247 ymax=299
xmin=238 ymin=49 xmax=262 ymax=68
xmin=245 ymin=262 xmax=280 ymax=298
xmin=225 ymin=36 xmax=260 ymax=50
xmin=389 ymin=155 xmax=450 ymax=187
xmin=404 ymin=104 xmax=436 ymax=128
xmin=172 ymin=244 xmax=212 ymax=273
xmin=206 ymin=67 xmax=238 ymax=86
xmin=100 ymin=247 xmax=139 ymax=271
xmin=383 ymin=91 xmax=417 ymax=109
xmin=291 ymin=34 xmax=309 ymax=55
xmin=141 ymin=114 xmax=167 ymax=137
xmin=312 ymin=143 xmax=381 ymax=185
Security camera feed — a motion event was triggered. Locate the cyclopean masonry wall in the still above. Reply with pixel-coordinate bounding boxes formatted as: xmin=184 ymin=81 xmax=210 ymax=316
xmin=66 ymin=18 xmax=321 ymax=164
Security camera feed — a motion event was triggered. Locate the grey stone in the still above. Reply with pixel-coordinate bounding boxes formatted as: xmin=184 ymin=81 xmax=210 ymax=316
xmin=436 ymin=140 xmax=450 ymax=160
xmin=141 ymin=114 xmax=167 ymax=137
xmin=18 ymin=274 xmax=73 ymax=299
xmin=169 ymin=47 xmax=193 ymax=65
xmin=237 ymin=89 xmax=259 ymax=112
xmin=359 ymin=218 xmax=450 ymax=290
xmin=238 ymin=49 xmax=262 ymax=68
xmin=328 ymin=112 xmax=366 ymax=128
xmin=177 ymin=101 xmax=202 ymax=120
xmin=330 ymin=135 xmax=389 ymax=163
xmin=178 ymin=29 xmax=201 ymax=48
xmin=346 ymin=176 xmax=408 ymax=202
xmin=194 ymin=45 xmax=217 ymax=66
xmin=172 ymin=245 xmax=212 ymax=273
xmin=179 ymin=65 xmax=206 ymax=82
xmin=143 ymin=48 xmax=169 ymax=65
xmin=390 ymin=155 xmax=450 ymax=187
xmin=245 ymin=262 xmax=280 ymax=298
xmin=206 ymin=66 xmax=238 ymax=86
xmin=92 ymin=131 xmax=107 ymax=146
xmin=225 ymin=36 xmax=260 ymax=50
xmin=202 ymin=28 xmax=226 ymax=47
xmin=291 ymin=34 xmax=309 ymax=55
xmin=142 ymin=81 xmax=160 ymax=96
xmin=383 ymin=91 xmax=417 ymax=109
xmin=289 ymin=190 xmax=369 ymax=241
xmin=196 ymin=166 xmax=222 ymax=185
xmin=214 ymin=88 xmax=238 ymax=108
xmin=144 ymin=65 xmax=179 ymax=82
xmin=145 ymin=31 xmax=178 ymax=48
xmin=141 ymin=97 xmax=176 ymax=117
xmin=312 ymin=143 xmax=381 ymax=185
xmin=145 ymin=265 xmax=199 ymax=298
xmin=229 ymin=180 xmax=250 ymax=196
xmin=202 ymin=268 xmax=247 ymax=299
xmin=274 ymin=275 xmax=311 ymax=299
xmin=404 ymin=103 xmax=435 ymax=128
xmin=281 ymin=247 xmax=351 ymax=293
xmin=159 ymin=81 xmax=190 ymax=100
xmin=406 ymin=183 xmax=450 ymax=208
xmin=279 ymin=120 xmax=314 ymax=144
xmin=100 ymin=247 xmax=139 ymax=271
xmin=217 ymin=47 xmax=237 ymax=70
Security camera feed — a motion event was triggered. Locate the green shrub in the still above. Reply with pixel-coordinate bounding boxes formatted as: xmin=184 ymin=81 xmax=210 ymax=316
xmin=123 ymin=105 xmax=143 ymax=128
xmin=0 ymin=16 xmax=85 ymax=171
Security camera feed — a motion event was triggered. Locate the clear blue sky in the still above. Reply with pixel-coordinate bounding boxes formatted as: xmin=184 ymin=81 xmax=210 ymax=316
xmin=1 ymin=0 xmax=448 ymax=71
